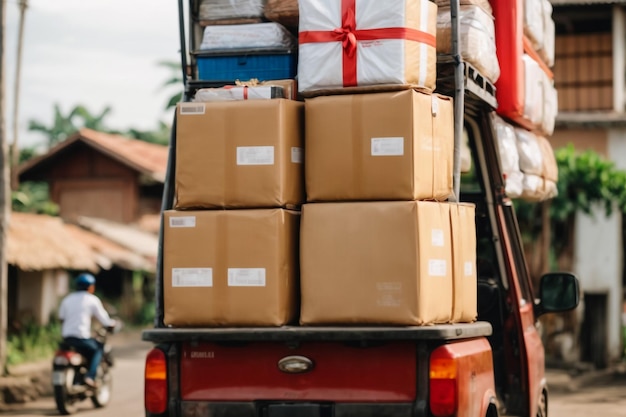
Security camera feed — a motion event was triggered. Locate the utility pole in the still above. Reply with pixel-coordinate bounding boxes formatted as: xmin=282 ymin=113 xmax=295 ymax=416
xmin=0 ymin=0 xmax=11 ymax=374
xmin=11 ymin=0 xmax=28 ymax=182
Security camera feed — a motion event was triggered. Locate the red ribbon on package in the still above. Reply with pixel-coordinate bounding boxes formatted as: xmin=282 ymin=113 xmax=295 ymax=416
xmin=299 ymin=0 xmax=436 ymax=87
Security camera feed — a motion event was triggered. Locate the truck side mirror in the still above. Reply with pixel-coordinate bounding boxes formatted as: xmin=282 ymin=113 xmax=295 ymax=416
xmin=535 ymin=272 xmax=580 ymax=317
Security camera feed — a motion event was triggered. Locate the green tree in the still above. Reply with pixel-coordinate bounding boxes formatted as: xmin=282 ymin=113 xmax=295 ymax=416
xmin=28 ymin=103 xmax=112 ymax=149
xmin=515 ymin=144 xmax=626 ymax=273
xmin=158 ymin=60 xmax=183 ymax=110
xmin=125 ymin=121 xmax=171 ymax=146
xmin=11 ymin=181 xmax=58 ymax=215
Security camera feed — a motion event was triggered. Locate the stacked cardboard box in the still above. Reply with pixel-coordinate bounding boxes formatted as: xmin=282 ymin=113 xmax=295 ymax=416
xmin=297 ymin=0 xmax=478 ymax=326
xmin=163 ymin=98 xmax=304 ymax=327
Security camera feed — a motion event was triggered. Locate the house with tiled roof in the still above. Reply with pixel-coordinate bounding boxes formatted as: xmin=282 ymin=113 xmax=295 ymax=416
xmin=11 ymin=129 xmax=167 ymax=326
xmin=17 ymin=128 xmax=168 ymax=224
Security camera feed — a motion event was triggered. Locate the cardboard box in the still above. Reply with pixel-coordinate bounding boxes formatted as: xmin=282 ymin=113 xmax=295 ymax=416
xmin=450 ymin=203 xmax=477 ymax=323
xmin=163 ymin=209 xmax=300 ymax=326
xmin=305 ymin=90 xmax=454 ymax=202
xmin=175 ymin=99 xmax=304 ymax=209
xmin=300 ymin=201 xmax=453 ymax=325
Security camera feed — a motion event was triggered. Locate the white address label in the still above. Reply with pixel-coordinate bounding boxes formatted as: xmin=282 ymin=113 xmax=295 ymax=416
xmin=169 ymin=216 xmax=196 ymax=228
xmin=291 ymin=147 xmax=303 ymax=163
xmin=428 ymin=260 xmax=447 ymax=277
xmin=237 ymin=146 xmax=275 ymax=165
xmin=431 ymin=229 xmax=445 ymax=247
xmin=179 ymin=103 xmax=206 ymax=115
xmin=172 ymin=268 xmax=213 ymax=287
xmin=464 ymin=261 xmax=474 ymax=276
xmin=371 ymin=137 xmax=404 ymax=156
xmin=228 ymin=268 xmax=266 ymax=287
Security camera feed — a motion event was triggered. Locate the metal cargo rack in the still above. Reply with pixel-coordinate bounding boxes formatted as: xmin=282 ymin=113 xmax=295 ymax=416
xmin=151 ymin=0 xmax=499 ymax=328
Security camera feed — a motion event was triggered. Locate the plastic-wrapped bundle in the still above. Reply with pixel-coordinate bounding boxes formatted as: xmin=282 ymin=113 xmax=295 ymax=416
xmin=200 ymin=22 xmax=297 ymax=51
xmin=264 ymin=0 xmax=299 ymax=28
xmin=541 ymin=74 xmax=558 ymax=136
xmin=537 ymin=135 xmax=558 ymax=183
xmin=492 ymin=115 xmax=523 ymax=198
xmin=524 ymin=0 xmax=544 ymax=51
xmin=523 ymin=55 xmax=544 ymax=127
xmin=521 ymin=174 xmax=546 ymax=201
xmin=437 ymin=5 xmax=500 ymax=82
xmin=515 ymin=128 xmax=543 ymax=176
xmin=537 ymin=0 xmax=555 ymax=67
xmin=193 ymin=85 xmax=285 ymax=102
xmin=199 ymin=0 xmax=266 ymax=24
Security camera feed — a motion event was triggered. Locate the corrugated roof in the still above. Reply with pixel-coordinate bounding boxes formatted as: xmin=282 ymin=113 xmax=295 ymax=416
xmin=76 ymin=216 xmax=159 ymax=262
xmin=65 ymin=224 xmax=156 ymax=272
xmin=551 ymin=0 xmax=626 ymax=5
xmin=7 ymin=212 xmax=99 ymax=272
xmin=17 ymin=128 xmax=169 ymax=183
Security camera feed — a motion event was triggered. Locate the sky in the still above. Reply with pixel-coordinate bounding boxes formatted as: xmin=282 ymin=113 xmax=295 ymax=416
xmin=5 ymin=0 xmax=183 ymax=150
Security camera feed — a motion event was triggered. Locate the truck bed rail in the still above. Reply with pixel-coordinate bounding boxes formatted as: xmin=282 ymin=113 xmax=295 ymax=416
xmin=142 ymin=322 xmax=492 ymax=343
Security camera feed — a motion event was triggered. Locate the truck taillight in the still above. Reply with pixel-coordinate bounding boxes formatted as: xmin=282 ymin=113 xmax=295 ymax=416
xmin=145 ymin=348 xmax=168 ymax=414
xmin=429 ymin=347 xmax=458 ymax=417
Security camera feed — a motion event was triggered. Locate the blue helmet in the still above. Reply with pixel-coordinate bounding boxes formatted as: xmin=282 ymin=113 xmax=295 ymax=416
xmin=75 ymin=273 xmax=96 ymax=290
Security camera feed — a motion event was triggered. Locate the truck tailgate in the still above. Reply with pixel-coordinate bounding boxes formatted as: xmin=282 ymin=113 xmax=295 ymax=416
xmin=180 ymin=341 xmax=416 ymax=401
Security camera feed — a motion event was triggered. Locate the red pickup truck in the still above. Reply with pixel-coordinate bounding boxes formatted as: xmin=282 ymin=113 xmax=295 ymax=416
xmin=142 ymin=2 xmax=580 ymax=417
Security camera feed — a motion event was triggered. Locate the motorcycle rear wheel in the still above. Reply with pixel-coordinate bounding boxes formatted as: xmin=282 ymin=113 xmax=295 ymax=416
xmin=91 ymin=365 xmax=112 ymax=408
xmin=54 ymin=384 xmax=78 ymax=415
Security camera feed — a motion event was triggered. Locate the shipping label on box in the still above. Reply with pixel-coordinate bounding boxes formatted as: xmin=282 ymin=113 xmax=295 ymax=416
xmin=300 ymin=200 xmax=453 ymax=326
xmin=163 ymin=209 xmax=300 ymax=327
xmin=297 ymin=0 xmax=437 ymax=93
xmin=175 ymin=99 xmax=304 ymax=209
xmin=305 ymin=89 xmax=453 ymax=202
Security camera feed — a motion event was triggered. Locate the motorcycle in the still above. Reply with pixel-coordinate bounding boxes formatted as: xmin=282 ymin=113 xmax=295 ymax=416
xmin=52 ymin=322 xmax=120 ymax=415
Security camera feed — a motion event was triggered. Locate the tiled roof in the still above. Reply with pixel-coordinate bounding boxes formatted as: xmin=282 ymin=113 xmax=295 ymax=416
xmin=77 ymin=128 xmax=169 ymax=182
xmin=17 ymin=128 xmax=169 ymax=183
xmin=7 ymin=212 xmax=99 ymax=272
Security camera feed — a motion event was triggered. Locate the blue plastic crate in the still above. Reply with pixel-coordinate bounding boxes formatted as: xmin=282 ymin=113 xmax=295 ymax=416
xmin=195 ymin=49 xmax=297 ymax=82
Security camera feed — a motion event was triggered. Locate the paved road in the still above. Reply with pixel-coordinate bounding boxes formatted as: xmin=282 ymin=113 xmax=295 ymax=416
xmin=549 ymin=373 xmax=626 ymax=417
xmin=1 ymin=335 xmax=152 ymax=417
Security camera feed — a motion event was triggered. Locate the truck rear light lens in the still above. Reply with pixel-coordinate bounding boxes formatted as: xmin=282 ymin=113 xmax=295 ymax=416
xmin=429 ymin=348 xmax=458 ymax=417
xmin=145 ymin=348 xmax=168 ymax=414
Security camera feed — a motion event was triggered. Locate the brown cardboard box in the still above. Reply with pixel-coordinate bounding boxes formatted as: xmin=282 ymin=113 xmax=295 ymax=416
xmin=304 ymin=90 xmax=454 ymax=202
xmin=450 ymin=203 xmax=477 ymax=323
xmin=300 ymin=201 xmax=453 ymax=325
xmin=175 ymin=99 xmax=304 ymax=209
xmin=163 ymin=209 xmax=300 ymax=326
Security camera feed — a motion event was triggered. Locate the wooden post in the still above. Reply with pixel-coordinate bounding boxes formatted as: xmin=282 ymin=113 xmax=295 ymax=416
xmin=0 ymin=0 xmax=10 ymax=374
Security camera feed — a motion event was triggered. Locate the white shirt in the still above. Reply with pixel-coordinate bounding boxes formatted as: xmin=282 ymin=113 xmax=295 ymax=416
xmin=59 ymin=291 xmax=115 ymax=339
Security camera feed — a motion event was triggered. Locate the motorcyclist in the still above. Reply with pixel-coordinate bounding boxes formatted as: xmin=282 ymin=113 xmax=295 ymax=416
xmin=58 ymin=273 xmax=116 ymax=388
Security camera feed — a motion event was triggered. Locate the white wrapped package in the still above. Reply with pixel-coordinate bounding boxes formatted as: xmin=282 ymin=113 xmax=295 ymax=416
xmin=521 ymin=174 xmax=545 ymax=201
xmin=523 ymin=55 xmax=544 ymax=127
xmin=515 ymin=128 xmax=543 ymax=176
xmin=492 ymin=115 xmax=523 ymax=198
xmin=524 ymin=0 xmax=544 ymax=51
xmin=437 ymin=5 xmax=500 ymax=82
xmin=200 ymin=22 xmax=297 ymax=51
xmin=541 ymin=73 xmax=558 ymax=136
xmin=538 ymin=0 xmax=555 ymax=67
xmin=199 ymin=0 xmax=266 ymax=22
xmin=298 ymin=0 xmax=437 ymax=93
xmin=537 ymin=135 xmax=558 ymax=183
xmin=193 ymin=85 xmax=285 ymax=101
